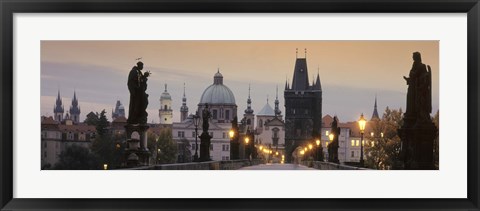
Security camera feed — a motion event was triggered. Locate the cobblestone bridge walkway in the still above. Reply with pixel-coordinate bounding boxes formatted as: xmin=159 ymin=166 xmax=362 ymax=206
xmin=239 ymin=163 xmax=316 ymax=170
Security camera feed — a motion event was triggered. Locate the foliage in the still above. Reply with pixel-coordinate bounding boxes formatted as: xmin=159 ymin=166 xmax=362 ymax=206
xmin=90 ymin=110 xmax=121 ymax=168
xmin=177 ymin=138 xmax=192 ymax=163
xmin=364 ymin=107 xmax=403 ymax=170
xmin=155 ymin=128 xmax=177 ymax=164
xmin=433 ymin=110 xmax=439 ymax=169
xmin=54 ymin=144 xmax=99 ymax=170
xmin=84 ymin=112 xmax=99 ymax=126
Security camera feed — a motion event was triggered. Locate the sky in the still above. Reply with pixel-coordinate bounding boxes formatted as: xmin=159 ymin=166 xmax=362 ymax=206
xmin=41 ymin=41 xmax=439 ymax=123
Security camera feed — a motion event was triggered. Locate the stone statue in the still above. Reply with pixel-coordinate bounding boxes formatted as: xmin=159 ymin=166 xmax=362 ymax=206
xmin=328 ymin=116 xmax=340 ymax=163
xmin=202 ymin=103 xmax=211 ymax=133
xmin=403 ymin=52 xmax=432 ymax=122
xmin=127 ymin=61 xmax=150 ymax=124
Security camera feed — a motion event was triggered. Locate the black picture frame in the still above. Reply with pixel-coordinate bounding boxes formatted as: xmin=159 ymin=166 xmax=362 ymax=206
xmin=1 ymin=0 xmax=479 ymax=210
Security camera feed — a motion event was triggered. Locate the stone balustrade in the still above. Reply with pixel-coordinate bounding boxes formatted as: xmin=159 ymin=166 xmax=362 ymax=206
xmin=123 ymin=159 xmax=264 ymax=170
xmin=302 ymin=161 xmax=369 ymax=170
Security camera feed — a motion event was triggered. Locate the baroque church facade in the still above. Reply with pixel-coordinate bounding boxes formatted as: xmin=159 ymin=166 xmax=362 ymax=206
xmin=284 ymin=50 xmax=323 ymax=162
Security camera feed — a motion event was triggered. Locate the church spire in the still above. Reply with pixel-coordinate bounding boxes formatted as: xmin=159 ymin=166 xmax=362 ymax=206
xmin=315 ymin=67 xmax=322 ymax=91
xmin=245 ymin=84 xmax=254 ymax=114
xmin=54 ymin=90 xmax=64 ymax=122
xmin=291 ymin=49 xmax=309 ymax=90
xmin=274 ymin=85 xmax=281 ymax=116
xmin=180 ymin=82 xmax=189 ymax=121
xmin=69 ymin=90 xmax=81 ymax=124
xmin=371 ymin=95 xmax=380 ymax=120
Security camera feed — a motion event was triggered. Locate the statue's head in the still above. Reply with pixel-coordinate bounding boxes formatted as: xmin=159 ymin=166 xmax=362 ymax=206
xmin=413 ymin=52 xmax=422 ymax=62
xmin=136 ymin=61 xmax=144 ymax=70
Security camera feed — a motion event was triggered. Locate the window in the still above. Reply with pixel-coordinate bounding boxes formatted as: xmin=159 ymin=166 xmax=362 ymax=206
xmin=226 ymin=156 xmax=230 ymax=160
xmin=191 ymin=144 xmax=196 ymax=150
xmin=222 ymin=144 xmax=230 ymax=151
xmin=225 ymin=110 xmax=230 ymax=120
xmin=326 ymin=131 xmax=329 ymax=136
xmin=164 ymin=105 xmax=167 ymax=110
xmin=177 ymin=131 xmax=185 ymax=138
xmin=192 ymin=131 xmax=196 ymax=138
xmin=222 ymin=132 xmax=226 ymax=139
xmin=44 ymin=151 xmax=47 ymax=158
xmin=212 ymin=110 xmax=218 ymax=120
xmin=259 ymin=119 xmax=263 ymax=128
xmin=356 ymin=140 xmax=359 ymax=146
xmin=351 ymin=140 xmax=355 ymax=146
xmin=44 ymin=142 xmax=47 ymax=148
xmin=210 ymin=144 xmax=213 ymax=151
xmin=351 ymin=151 xmax=355 ymax=157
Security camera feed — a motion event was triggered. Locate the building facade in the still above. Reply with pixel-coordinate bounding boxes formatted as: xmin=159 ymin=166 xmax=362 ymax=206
xmin=159 ymin=84 xmax=173 ymax=125
xmin=172 ymin=70 xmax=237 ymax=161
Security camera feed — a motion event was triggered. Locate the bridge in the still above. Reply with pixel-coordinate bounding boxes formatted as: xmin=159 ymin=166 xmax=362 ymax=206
xmin=126 ymin=160 xmax=367 ymax=170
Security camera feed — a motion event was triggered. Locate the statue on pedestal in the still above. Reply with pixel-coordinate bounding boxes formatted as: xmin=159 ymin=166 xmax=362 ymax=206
xmin=399 ymin=52 xmax=436 ymax=170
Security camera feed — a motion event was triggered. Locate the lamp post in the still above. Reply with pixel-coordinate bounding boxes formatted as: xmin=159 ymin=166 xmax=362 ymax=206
xmin=229 ymin=129 xmax=235 ymax=160
xmin=308 ymin=144 xmax=313 ymax=160
xmin=245 ymin=136 xmax=250 ymax=161
xmin=328 ymin=133 xmax=333 ymax=162
xmin=193 ymin=112 xmax=200 ymax=162
xmin=358 ymin=113 xmax=367 ymax=167
xmin=315 ymin=139 xmax=321 ymax=161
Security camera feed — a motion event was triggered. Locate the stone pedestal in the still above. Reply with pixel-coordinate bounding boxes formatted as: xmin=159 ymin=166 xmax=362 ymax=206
xmin=199 ymin=132 xmax=212 ymax=162
xmin=124 ymin=124 xmax=151 ymax=167
xmin=398 ymin=117 xmax=437 ymax=170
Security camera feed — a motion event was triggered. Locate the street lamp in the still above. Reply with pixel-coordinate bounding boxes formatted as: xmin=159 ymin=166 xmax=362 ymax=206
xmin=358 ymin=113 xmax=367 ymax=167
xmin=229 ymin=129 xmax=235 ymax=160
xmin=193 ymin=111 xmax=200 ymax=162
xmin=316 ymin=139 xmax=321 ymax=161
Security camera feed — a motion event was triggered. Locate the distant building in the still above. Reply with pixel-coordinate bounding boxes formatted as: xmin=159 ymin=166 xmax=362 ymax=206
xmin=255 ymin=88 xmax=286 ymax=162
xmin=41 ymin=116 xmax=96 ymax=169
xmin=159 ymin=84 xmax=173 ymax=125
xmin=69 ymin=91 xmax=81 ymax=124
xmin=284 ymin=50 xmax=322 ymax=162
xmin=53 ymin=91 xmax=65 ymax=122
xmin=54 ymin=90 xmax=81 ymax=124
xmin=172 ymin=69 xmax=237 ymax=161
xmin=112 ymin=100 xmax=126 ymax=121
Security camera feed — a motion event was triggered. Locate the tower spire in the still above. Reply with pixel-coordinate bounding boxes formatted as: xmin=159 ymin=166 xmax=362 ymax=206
xmin=180 ymin=82 xmax=189 ymax=121
xmin=275 ymin=85 xmax=281 ymax=116
xmin=371 ymin=95 xmax=380 ymax=120
xmin=245 ymin=84 xmax=254 ymax=114
xmin=164 ymin=84 xmax=167 ymax=92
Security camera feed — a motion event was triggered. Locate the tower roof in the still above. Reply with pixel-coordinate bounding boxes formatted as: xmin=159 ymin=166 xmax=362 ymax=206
xmin=291 ymin=58 xmax=310 ymax=90
xmin=371 ymin=95 xmax=380 ymax=120
xmin=54 ymin=90 xmax=64 ymax=113
xmin=245 ymin=84 xmax=254 ymax=114
xmin=160 ymin=84 xmax=172 ymax=100
xmin=258 ymin=100 xmax=275 ymax=116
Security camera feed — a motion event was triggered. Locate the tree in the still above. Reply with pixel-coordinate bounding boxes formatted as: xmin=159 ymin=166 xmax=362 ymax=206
xmin=84 ymin=111 xmax=99 ymax=126
xmin=365 ymin=107 xmax=403 ymax=170
xmin=54 ymin=144 xmax=99 ymax=170
xmin=155 ymin=128 xmax=177 ymax=164
xmin=432 ymin=110 xmax=439 ymax=169
xmin=177 ymin=138 xmax=192 ymax=163
xmin=91 ymin=110 xmax=119 ymax=168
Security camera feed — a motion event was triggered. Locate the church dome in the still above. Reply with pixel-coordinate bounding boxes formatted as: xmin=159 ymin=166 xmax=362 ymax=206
xmin=199 ymin=70 xmax=236 ymax=105
xmin=160 ymin=84 xmax=171 ymax=100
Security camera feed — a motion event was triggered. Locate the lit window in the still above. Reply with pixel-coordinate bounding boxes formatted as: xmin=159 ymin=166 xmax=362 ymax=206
xmin=371 ymin=141 xmax=375 ymax=147
xmin=362 ymin=140 xmax=365 ymax=146
xmin=351 ymin=140 xmax=354 ymax=146
xmin=326 ymin=131 xmax=329 ymax=136
xmin=325 ymin=141 xmax=329 ymax=147
xmin=356 ymin=140 xmax=359 ymax=146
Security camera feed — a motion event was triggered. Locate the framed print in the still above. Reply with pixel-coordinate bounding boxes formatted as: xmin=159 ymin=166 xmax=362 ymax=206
xmin=1 ymin=0 xmax=479 ymax=210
